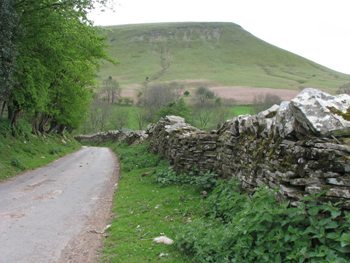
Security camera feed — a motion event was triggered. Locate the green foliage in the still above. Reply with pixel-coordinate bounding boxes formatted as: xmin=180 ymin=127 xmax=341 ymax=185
xmin=154 ymin=167 xmax=218 ymax=191
xmin=0 ymin=133 xmax=80 ymax=181
xmin=156 ymin=98 xmax=191 ymax=121
xmin=100 ymin=143 xmax=200 ymax=263
xmin=229 ymin=105 xmax=253 ymax=116
xmin=10 ymin=158 xmax=25 ymax=170
xmin=49 ymin=147 xmax=62 ymax=155
xmin=2 ymin=0 xmax=109 ymax=133
xmin=117 ymin=143 xmax=161 ymax=172
xmin=175 ymin=178 xmax=350 ymax=262
xmin=0 ymin=119 xmax=12 ymax=137
xmin=0 ymin=0 xmax=17 ymax=101
xmin=102 ymin=76 xmax=120 ymax=104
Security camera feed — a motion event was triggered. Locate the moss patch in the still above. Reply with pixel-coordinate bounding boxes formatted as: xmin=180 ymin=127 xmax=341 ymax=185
xmin=328 ymin=106 xmax=350 ymax=121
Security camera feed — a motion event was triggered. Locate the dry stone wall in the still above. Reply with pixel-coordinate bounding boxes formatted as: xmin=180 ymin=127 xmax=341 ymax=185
xmin=147 ymin=88 xmax=350 ymax=207
xmin=75 ymin=130 xmax=147 ymax=145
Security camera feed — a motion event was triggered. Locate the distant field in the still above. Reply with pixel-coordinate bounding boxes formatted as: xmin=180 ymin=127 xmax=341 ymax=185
xmin=98 ymin=22 xmax=350 ymax=98
xmin=229 ymin=105 xmax=254 ymax=116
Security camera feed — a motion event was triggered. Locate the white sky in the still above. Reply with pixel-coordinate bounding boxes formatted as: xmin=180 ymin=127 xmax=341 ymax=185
xmin=89 ymin=0 xmax=350 ymax=74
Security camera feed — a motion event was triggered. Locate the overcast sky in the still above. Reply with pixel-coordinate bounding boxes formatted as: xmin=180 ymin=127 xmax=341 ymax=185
xmin=89 ymin=0 xmax=350 ymax=74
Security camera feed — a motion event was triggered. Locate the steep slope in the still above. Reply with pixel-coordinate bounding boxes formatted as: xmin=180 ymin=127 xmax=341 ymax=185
xmin=98 ymin=22 xmax=350 ymax=92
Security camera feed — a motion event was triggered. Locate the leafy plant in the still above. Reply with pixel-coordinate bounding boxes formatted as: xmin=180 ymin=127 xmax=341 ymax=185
xmin=118 ymin=143 xmax=161 ymax=172
xmin=175 ymin=178 xmax=350 ymax=262
xmin=10 ymin=158 xmax=25 ymax=170
xmin=49 ymin=147 xmax=62 ymax=155
xmin=154 ymin=167 xmax=218 ymax=191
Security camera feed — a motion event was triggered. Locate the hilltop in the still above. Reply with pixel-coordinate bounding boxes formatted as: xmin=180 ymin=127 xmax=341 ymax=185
xmin=97 ymin=22 xmax=350 ymax=99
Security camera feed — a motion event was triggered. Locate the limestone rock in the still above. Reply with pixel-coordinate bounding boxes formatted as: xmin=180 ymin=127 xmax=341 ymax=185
xmin=153 ymin=236 xmax=174 ymax=245
xmin=290 ymin=88 xmax=350 ymax=136
xmin=275 ymin=101 xmax=295 ymax=138
xmin=74 ymin=129 xmax=147 ymax=145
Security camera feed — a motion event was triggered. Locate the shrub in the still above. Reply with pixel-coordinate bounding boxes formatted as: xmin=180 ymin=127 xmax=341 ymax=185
xmin=154 ymin=167 xmax=217 ymax=191
xmin=49 ymin=147 xmax=62 ymax=155
xmin=175 ymin=179 xmax=350 ymax=263
xmin=117 ymin=143 xmax=161 ymax=172
xmin=10 ymin=158 xmax=25 ymax=170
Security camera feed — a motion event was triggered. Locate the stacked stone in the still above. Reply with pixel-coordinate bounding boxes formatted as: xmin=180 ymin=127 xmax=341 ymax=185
xmin=147 ymin=116 xmax=218 ymax=171
xmin=75 ymin=129 xmax=147 ymax=145
xmin=147 ymin=88 xmax=350 ymax=208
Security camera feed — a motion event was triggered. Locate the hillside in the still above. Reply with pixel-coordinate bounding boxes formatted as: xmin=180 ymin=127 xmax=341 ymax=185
xmin=98 ymin=22 xmax=350 ymax=97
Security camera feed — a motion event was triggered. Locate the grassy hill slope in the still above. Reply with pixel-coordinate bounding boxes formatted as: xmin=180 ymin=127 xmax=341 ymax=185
xmin=98 ymin=22 xmax=350 ymax=92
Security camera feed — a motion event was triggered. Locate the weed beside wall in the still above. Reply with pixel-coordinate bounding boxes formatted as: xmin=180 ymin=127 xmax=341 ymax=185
xmin=155 ymin=169 xmax=350 ymax=262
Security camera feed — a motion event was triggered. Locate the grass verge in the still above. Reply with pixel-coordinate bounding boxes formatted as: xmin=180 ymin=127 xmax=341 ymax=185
xmin=101 ymin=142 xmax=350 ymax=263
xmin=101 ymin=143 xmax=202 ymax=262
xmin=0 ymin=133 xmax=80 ymax=181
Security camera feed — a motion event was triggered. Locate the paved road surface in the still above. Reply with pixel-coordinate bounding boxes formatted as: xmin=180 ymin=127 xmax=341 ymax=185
xmin=0 ymin=146 xmax=118 ymax=263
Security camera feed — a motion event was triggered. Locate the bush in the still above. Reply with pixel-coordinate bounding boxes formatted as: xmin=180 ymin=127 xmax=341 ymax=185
xmin=156 ymin=98 xmax=191 ymax=121
xmin=117 ymin=143 xmax=161 ymax=172
xmin=154 ymin=167 xmax=217 ymax=191
xmin=10 ymin=158 xmax=25 ymax=170
xmin=0 ymin=119 xmax=12 ymax=137
xmin=175 ymin=178 xmax=350 ymax=263
xmin=49 ymin=147 xmax=62 ymax=155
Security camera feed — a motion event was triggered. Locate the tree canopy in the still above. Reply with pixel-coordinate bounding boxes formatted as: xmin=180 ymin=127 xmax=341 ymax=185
xmin=0 ymin=0 xmax=110 ymax=134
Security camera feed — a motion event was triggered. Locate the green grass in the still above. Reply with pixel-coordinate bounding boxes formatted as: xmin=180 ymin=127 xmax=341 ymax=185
xmin=100 ymin=142 xmax=350 ymax=262
xmin=80 ymin=104 xmax=253 ymax=133
xmin=101 ymin=143 xmax=202 ymax=262
xmin=0 ymin=133 xmax=80 ymax=181
xmin=98 ymin=22 xmax=350 ymax=92
xmin=107 ymin=105 xmax=143 ymax=130
xmin=229 ymin=105 xmax=254 ymax=116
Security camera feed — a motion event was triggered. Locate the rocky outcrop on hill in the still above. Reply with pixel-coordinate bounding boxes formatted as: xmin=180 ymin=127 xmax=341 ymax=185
xmin=75 ymin=130 xmax=147 ymax=145
xmin=147 ymin=88 xmax=350 ymax=207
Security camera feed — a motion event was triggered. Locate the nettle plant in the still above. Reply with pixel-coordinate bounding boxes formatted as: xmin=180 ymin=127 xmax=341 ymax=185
xmin=173 ymin=179 xmax=350 ymax=263
xmin=154 ymin=167 xmax=218 ymax=191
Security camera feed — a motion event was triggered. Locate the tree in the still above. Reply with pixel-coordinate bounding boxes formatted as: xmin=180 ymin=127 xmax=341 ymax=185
xmin=192 ymin=86 xmax=218 ymax=129
xmin=2 ymin=0 xmax=109 ymax=134
xmin=139 ymin=84 xmax=180 ymax=122
xmin=195 ymin=86 xmax=215 ymax=107
xmin=103 ymin=76 xmax=120 ymax=104
xmin=114 ymin=107 xmax=129 ymax=129
xmin=83 ymin=95 xmax=112 ymax=133
xmin=156 ymin=98 xmax=191 ymax=120
xmin=0 ymin=0 xmax=18 ymax=117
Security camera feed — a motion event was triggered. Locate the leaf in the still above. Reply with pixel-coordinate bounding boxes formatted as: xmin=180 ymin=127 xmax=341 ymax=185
xmin=340 ymin=233 xmax=350 ymax=247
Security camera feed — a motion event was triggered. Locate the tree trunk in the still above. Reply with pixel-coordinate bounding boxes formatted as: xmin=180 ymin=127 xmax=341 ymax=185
xmin=38 ymin=114 xmax=51 ymax=134
xmin=0 ymin=101 xmax=6 ymax=118
xmin=32 ymin=112 xmax=41 ymax=135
